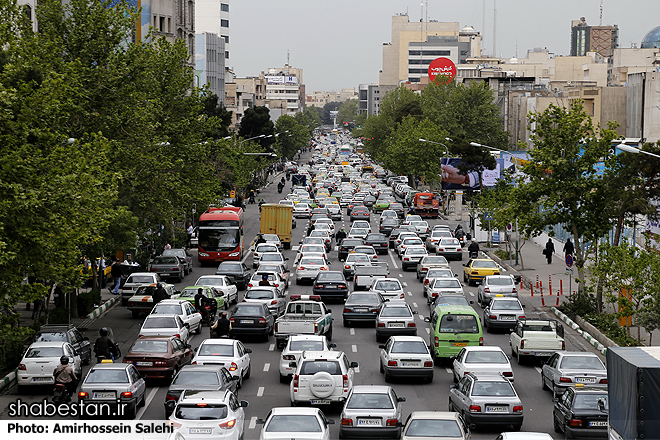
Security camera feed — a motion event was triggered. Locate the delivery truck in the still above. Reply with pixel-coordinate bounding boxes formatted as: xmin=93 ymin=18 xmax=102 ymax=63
xmin=260 ymin=204 xmax=293 ymax=249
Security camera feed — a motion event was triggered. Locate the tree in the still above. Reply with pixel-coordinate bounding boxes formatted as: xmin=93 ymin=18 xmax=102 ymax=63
xmin=238 ymin=106 xmax=275 ymax=150
xmin=200 ymin=93 xmax=233 ymax=140
xmin=337 ymin=99 xmax=358 ymax=125
xmin=274 ymin=115 xmax=309 ymax=159
xmin=295 ymin=107 xmax=321 ymax=133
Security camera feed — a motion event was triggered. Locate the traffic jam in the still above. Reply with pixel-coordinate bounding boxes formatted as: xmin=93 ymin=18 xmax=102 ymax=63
xmin=7 ymin=129 xmax=612 ymax=440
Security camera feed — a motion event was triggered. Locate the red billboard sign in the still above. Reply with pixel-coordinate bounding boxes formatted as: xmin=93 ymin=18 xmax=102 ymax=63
xmin=428 ymin=57 xmax=457 ymax=83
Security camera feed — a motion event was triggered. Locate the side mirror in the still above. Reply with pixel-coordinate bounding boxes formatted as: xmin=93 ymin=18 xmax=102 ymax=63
xmin=284 ymin=257 xmax=289 ymax=261
xmin=240 ymin=400 xmax=249 ymax=408
xmin=194 ymin=347 xmax=199 ymax=352
xmin=413 ymin=310 xmax=419 ymax=315
xmin=350 ymin=361 xmax=359 ymax=368
xmin=462 ymin=264 xmax=466 ymax=267
xmin=256 ymin=418 xmax=265 ymax=425
xmin=327 ymin=309 xmax=332 ymax=314
xmin=231 ymin=375 xmax=240 ymax=381
xmin=327 ymin=419 xmax=336 ymax=425
xmin=424 ymin=317 xmax=430 ymax=323
xmin=329 ymin=343 xmax=337 ymax=348
xmin=469 ymin=300 xmax=474 ymax=304
xmin=328 ymin=261 xmax=332 ymax=265
xmin=165 ymin=401 xmax=176 ymax=412
xmin=82 ymin=336 xmax=89 ymax=341
xmin=450 ymin=384 xmax=457 ymax=389
xmin=378 ymin=344 xmax=386 ymax=349
xmin=185 ymin=344 xmax=191 ymax=349
xmin=449 ymin=356 xmax=456 ymax=361
xmin=522 ymin=304 xmax=526 ymax=308
xmin=184 ymin=323 xmax=190 ymax=328
xmin=454 ymin=273 xmax=458 ymax=277
xmin=289 ymin=361 xmax=297 ymax=368
xmin=245 ymin=348 xmax=252 ymax=354
xmin=398 ymin=397 xmax=406 ymax=402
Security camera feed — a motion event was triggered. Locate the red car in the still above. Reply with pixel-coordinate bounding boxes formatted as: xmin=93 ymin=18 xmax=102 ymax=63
xmin=122 ymin=335 xmax=193 ymax=381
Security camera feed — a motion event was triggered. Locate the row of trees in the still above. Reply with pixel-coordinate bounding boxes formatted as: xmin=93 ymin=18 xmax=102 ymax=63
xmin=0 ymin=0 xmax=311 ymax=328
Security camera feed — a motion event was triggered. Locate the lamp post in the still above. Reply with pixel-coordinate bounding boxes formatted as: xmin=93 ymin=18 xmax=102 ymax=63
xmin=615 ymin=143 xmax=660 ymax=159
xmin=418 ymin=138 xmax=451 ymax=155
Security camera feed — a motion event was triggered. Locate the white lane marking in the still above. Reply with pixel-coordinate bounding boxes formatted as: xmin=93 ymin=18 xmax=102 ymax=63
xmin=534 ymin=366 xmax=542 ymax=374
xmin=398 ymin=274 xmax=403 ymax=278
xmin=402 ymin=281 xmax=408 ymax=287
xmin=389 ymin=253 xmax=399 ymax=269
xmin=468 ymin=292 xmax=475 ymax=297
xmin=407 ymin=292 xmax=413 ymax=297
xmin=292 ymin=246 xmax=300 ymax=251
xmin=425 ymin=327 xmax=430 ymax=334
xmin=249 ymin=416 xmax=257 ymax=430
xmin=263 ymin=363 xmax=270 ymax=372
xmin=257 ymin=386 xmax=264 ymax=397
xmin=352 ymin=345 xmax=357 ymax=352
xmin=137 ymin=387 xmax=159 ymax=420
xmin=445 ymin=367 xmax=453 ymax=374
xmin=350 ymin=328 xmax=355 ymax=335
xmin=412 ymin=302 xmax=418 ymax=308
xmin=241 ymin=252 xmax=250 ymax=264
xmin=269 ymin=344 xmax=275 ymax=351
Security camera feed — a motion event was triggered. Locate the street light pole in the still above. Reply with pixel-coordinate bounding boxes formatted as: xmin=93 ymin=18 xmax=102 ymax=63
xmin=616 ymin=143 xmax=660 ymax=159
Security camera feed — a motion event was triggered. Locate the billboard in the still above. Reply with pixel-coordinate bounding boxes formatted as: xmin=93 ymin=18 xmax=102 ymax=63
xmin=265 ymin=75 xmax=298 ymax=85
xmin=428 ymin=57 xmax=457 ymax=83
xmin=440 ymin=153 xmax=529 ymax=190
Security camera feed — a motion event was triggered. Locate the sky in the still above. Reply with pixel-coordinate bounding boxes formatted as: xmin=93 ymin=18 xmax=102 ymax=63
xmin=228 ymin=0 xmax=659 ymax=92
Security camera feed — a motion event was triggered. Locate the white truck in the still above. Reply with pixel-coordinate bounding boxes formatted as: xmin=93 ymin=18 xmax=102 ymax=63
xmin=274 ymin=296 xmax=333 ymax=349
xmin=509 ymin=318 xmax=564 ymax=364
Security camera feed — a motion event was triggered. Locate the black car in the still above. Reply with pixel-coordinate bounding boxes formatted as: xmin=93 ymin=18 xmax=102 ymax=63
xmin=389 ymin=202 xmax=406 ymax=219
xmin=379 ymin=218 xmax=399 ymax=237
xmin=164 ymin=365 xmax=239 ymax=417
xmin=342 ymin=292 xmax=386 ymax=327
xmin=215 ymin=261 xmax=252 ymax=290
xmin=363 ymin=195 xmax=376 ymax=207
xmin=365 ymin=233 xmax=389 ymax=255
xmin=33 ymin=324 xmax=92 ymax=365
xmin=229 ymin=303 xmax=274 ymax=342
xmin=338 ymin=238 xmax=364 ymax=261
xmin=349 ymin=206 xmax=371 ymax=222
xmin=553 ymin=386 xmax=608 ymax=439
xmin=312 ymin=271 xmax=349 ymax=302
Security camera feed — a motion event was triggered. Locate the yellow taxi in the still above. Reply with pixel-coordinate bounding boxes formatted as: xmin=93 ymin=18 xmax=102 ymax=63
xmin=463 ymin=258 xmax=501 ymax=286
xmin=285 ymin=194 xmax=301 ymax=205
xmin=321 ymin=197 xmax=338 ymax=206
xmin=316 ymin=189 xmax=330 ymax=199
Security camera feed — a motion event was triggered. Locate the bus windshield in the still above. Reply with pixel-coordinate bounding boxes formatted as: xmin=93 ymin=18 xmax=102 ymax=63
xmin=198 ymin=227 xmax=240 ymax=251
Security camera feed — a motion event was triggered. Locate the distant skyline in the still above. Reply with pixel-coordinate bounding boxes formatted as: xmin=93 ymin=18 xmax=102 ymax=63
xmin=228 ymin=0 xmax=658 ymax=92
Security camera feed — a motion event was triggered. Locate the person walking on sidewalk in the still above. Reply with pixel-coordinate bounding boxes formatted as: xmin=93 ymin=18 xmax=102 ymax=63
xmin=110 ymin=259 xmax=122 ymax=295
xmin=544 ymin=238 xmax=555 ymax=264
xmin=563 ymin=238 xmax=574 ymax=258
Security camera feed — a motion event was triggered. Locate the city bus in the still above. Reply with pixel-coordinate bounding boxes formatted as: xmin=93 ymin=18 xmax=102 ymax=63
xmin=197 ymin=206 xmax=244 ymax=264
xmin=339 ymin=145 xmax=352 ymax=156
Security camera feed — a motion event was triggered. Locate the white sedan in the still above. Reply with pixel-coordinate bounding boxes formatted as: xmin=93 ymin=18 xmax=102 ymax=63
xmin=191 ymin=338 xmax=252 ymax=387
xmin=258 ymin=407 xmax=334 ymax=440
xmin=195 ymin=275 xmax=239 ymax=304
xmin=150 ymin=299 xmax=203 ymax=335
xmin=452 ymin=346 xmax=514 ymax=383
xmin=17 ymin=342 xmax=82 ymax=390
xmin=279 ymin=335 xmax=335 ymax=383
xmin=293 ymin=203 xmax=312 ymax=218
xmin=138 ymin=314 xmax=191 ymax=343
xmin=296 ymin=256 xmax=330 ymax=284
xmin=379 ymin=336 xmax=434 ymax=383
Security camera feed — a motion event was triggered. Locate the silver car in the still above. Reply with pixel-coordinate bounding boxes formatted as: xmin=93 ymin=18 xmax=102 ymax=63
xmin=339 ymin=385 xmax=405 ymax=439
xmin=243 ymin=287 xmax=286 ymax=316
xmin=436 ymin=237 xmax=464 ymax=261
xmin=296 ymin=256 xmax=330 ymax=284
xmin=253 ymin=244 xmax=280 ymax=268
xmin=401 ymin=411 xmax=470 ymax=440
xmin=149 ymin=255 xmax=186 ymax=282
xmin=422 ymin=267 xmax=456 ymax=296
xmin=376 ymin=301 xmax=418 ymax=342
xmin=416 ymin=255 xmax=450 ymax=281
xmin=78 ymin=363 xmax=147 ymax=419
xmin=426 ymin=229 xmax=453 ymax=252
xmin=401 ymin=246 xmax=428 ymax=271
xmin=477 ymin=275 xmax=518 ymax=307
xmin=483 ymin=297 xmax=525 ymax=332
xmin=427 ymin=277 xmax=464 ymax=305
xmin=449 ymin=372 xmax=524 ymax=430
xmin=541 ymin=351 xmax=608 ymax=398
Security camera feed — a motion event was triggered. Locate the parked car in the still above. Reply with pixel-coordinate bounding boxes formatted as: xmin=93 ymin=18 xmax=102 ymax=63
xmin=32 ymin=324 xmax=92 ymax=366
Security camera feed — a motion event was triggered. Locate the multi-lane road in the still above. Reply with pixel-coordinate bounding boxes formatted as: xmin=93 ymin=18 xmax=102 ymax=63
xmin=0 ymin=166 xmax=600 ymax=439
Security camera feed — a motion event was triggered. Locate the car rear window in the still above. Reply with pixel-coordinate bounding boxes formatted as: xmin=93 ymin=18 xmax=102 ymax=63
xmin=472 ymin=260 xmax=498 ymax=269
xmin=245 ymin=289 xmax=275 ymax=300
xmin=289 ymin=340 xmax=325 ymax=351
xmin=127 ymin=275 xmax=154 ymax=284
xmin=374 ymin=281 xmax=401 ymax=291
xmin=346 ymin=393 xmax=393 ymax=409
xmin=153 ymin=256 xmax=179 ymax=264
xmin=130 ymin=340 xmax=169 ymax=353
xmin=152 ymin=304 xmax=183 ymax=315
xmin=560 ymin=356 xmax=605 ymax=370
xmin=490 ymin=300 xmax=522 ymax=311
xmin=175 ymin=404 xmax=227 ymax=420
xmin=199 ymin=344 xmax=233 ymax=357
xmin=488 ymin=277 xmax=513 ymax=285
xmin=391 ymin=341 xmax=428 ymax=354
xmin=218 ymin=262 xmax=241 ymax=271
xmin=404 ymin=419 xmax=462 ymax=437
xmin=439 ymin=314 xmax=479 ymax=333
xmin=380 ymin=306 xmax=411 ymax=317
xmin=300 ymin=360 xmax=341 ymax=375
xmin=173 ymin=371 xmax=219 ymax=386
xmin=233 ymin=305 xmax=263 ymax=316
xmin=471 ymin=381 xmax=515 ymax=397
xmin=25 ymin=347 xmax=64 ymax=358
xmin=142 ymin=316 xmax=177 ymax=329
xmin=465 ymin=351 xmax=508 ymax=364
xmin=85 ymin=368 xmax=129 ymax=384
xmin=574 ymin=394 xmax=608 ymax=410
xmin=266 ymin=415 xmax=321 ymax=432
xmin=433 ymin=279 xmax=461 ymax=288
xmin=317 ymin=272 xmax=344 ymax=282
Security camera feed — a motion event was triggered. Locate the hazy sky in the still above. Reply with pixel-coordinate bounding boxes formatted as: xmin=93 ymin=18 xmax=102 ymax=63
xmin=229 ymin=0 xmax=659 ymax=92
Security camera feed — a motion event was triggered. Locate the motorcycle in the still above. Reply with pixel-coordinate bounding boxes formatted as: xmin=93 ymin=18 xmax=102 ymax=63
xmin=52 ymin=383 xmax=72 ymax=404
xmin=249 ymin=195 xmax=256 ymax=204
xmin=277 ymin=183 xmax=283 ymax=194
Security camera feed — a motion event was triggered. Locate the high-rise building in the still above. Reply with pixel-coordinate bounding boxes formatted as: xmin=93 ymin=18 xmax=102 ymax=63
xmin=195 ymin=0 xmax=230 ymax=61
xmin=570 ymin=17 xmax=618 ymax=58
xmin=195 ymin=33 xmax=226 ymax=101
xmin=262 ymin=65 xmax=305 ymax=120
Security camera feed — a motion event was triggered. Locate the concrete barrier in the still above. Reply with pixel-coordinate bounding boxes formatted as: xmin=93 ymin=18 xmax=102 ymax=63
xmin=0 ymin=369 xmax=17 ymax=392
xmin=552 ymin=307 xmax=612 ymax=355
xmin=86 ymin=295 xmax=120 ymax=320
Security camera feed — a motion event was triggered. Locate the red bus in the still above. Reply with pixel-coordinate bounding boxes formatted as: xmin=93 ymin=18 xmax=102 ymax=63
xmin=197 ymin=206 xmax=245 ymax=264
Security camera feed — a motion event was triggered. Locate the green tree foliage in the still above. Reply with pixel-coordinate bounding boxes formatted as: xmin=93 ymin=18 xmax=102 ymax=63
xmin=200 ymin=93 xmax=233 ymax=140
xmin=274 ymin=115 xmax=310 ymax=159
xmin=337 ymin=99 xmax=358 ymax=125
xmin=238 ymin=106 xmax=275 ymax=150
xmin=295 ymin=106 xmax=322 ymax=133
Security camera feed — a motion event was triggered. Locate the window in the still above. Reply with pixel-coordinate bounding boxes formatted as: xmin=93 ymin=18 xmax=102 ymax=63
xmin=221 ymin=3 xmax=229 ymax=12
xmin=221 ymin=19 xmax=229 ymax=28
xmin=225 ymin=51 xmax=230 ymax=59
xmin=221 ymin=35 xmax=229 ymax=44
xmin=159 ymin=16 xmax=165 ymax=32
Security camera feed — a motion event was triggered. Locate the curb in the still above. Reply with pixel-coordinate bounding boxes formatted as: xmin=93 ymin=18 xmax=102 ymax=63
xmin=0 ymin=369 xmax=17 ymax=392
xmin=552 ymin=307 xmax=608 ymax=356
xmin=83 ymin=296 xmax=120 ymax=324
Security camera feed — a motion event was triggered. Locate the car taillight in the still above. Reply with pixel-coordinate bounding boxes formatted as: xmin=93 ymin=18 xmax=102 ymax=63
xmin=248 ymin=283 xmax=253 ymax=288
xmin=520 ymin=340 xmax=524 ymax=349
xmin=434 ymin=336 xmax=439 ymax=347
xmin=469 ymin=405 xmax=481 ymax=413
xmin=407 ymin=322 xmax=416 ymax=327
xmin=559 ymin=377 xmax=572 ymax=383
xmin=18 ymin=364 xmax=26 ymax=371
xmin=174 ymin=334 xmax=180 ymax=339
xmin=229 ymin=362 xmax=238 ymax=371
xmin=513 ymin=405 xmax=523 ymax=413
xmin=293 ymin=374 xmax=299 ymax=388
xmin=345 ymin=265 xmax=350 ymax=269
xmin=519 ymin=315 xmax=526 ymax=319
xmin=431 ymin=292 xmax=438 ymax=297
xmin=270 ymin=300 xmax=278 ymax=305
xmin=320 ymin=267 xmax=328 ymax=270
xmin=258 ymin=318 xmax=266 ymax=324
xmin=437 ymin=248 xmax=444 ymax=251
xmin=377 ymin=323 xmax=385 ymax=327
xmin=298 ymin=266 xmax=305 ymax=270
xmin=341 ymin=418 xmax=353 ymax=426
xmin=155 ymin=361 xmax=168 ymax=366
xmin=191 ymin=361 xmax=197 ymax=364
xmin=343 ymin=308 xmax=351 ymax=313
xmin=483 ymin=287 xmax=490 ymax=293
xmin=219 ymin=419 xmax=236 ymax=429
xmin=424 ymin=361 xmax=433 ymax=367
xmin=489 ymin=315 xmax=497 ymax=320
xmin=230 ymin=317 xmax=235 ymax=324
xmin=386 ymin=419 xmax=398 ymax=427
xmin=503 ymin=371 xmax=513 ymax=377
xmin=78 ymin=392 xmax=89 ymax=399
xmin=479 ymin=337 xmax=483 ymax=346
xmin=274 ymin=323 xmax=278 ymax=332
xmin=599 ymin=378 xmax=608 ymax=384
xmin=315 ymin=284 xmax=324 ymax=289
xmin=569 ymin=419 xmax=583 ymax=427
xmin=512 ymin=287 xmax=517 ymax=293
xmin=172 ymin=267 xmax=179 ymax=271
xmin=283 ymin=355 xmax=295 ymax=360
xmin=562 ymin=341 xmax=566 ymax=350
xmin=343 ymin=374 xmax=349 ymax=388
xmin=424 ymin=279 xmax=429 ymax=285
xmin=404 ymin=257 xmax=409 ymax=261
xmin=338 ymin=284 xmax=347 ymax=289
xmin=151 ymin=268 xmax=157 ymax=272
xmin=387 ymin=360 xmax=397 ymax=367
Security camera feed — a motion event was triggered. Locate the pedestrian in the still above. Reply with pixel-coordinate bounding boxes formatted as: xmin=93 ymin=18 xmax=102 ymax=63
xmin=187 ymin=223 xmax=194 ymax=248
xmin=98 ymin=256 xmax=106 ymax=289
xmin=110 ymin=259 xmax=122 ymax=295
xmin=152 ymin=283 xmax=169 ymax=305
xmin=164 ymin=241 xmax=171 ymax=250
xmin=563 ymin=238 xmax=575 ymax=258
xmin=544 ymin=238 xmax=555 ymax=264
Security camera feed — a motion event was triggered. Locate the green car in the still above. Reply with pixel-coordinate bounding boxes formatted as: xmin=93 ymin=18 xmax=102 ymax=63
xmin=372 ymin=197 xmax=395 ymax=213
xmin=176 ymin=285 xmax=226 ymax=312
xmin=300 ymin=198 xmax=318 ymax=209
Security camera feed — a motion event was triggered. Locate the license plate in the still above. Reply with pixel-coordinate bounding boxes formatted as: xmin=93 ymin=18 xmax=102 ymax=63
xmin=357 ymin=418 xmax=382 ymax=426
xmin=486 ymin=406 xmax=508 ymax=412
xmin=388 ymin=323 xmax=405 ymax=328
xmin=159 ymin=273 xmax=168 ymax=277
xmin=94 ymin=392 xmax=115 ymax=399
xmin=136 ymin=361 xmax=153 ymax=366
xmin=452 ymin=342 xmax=467 ymax=347
xmin=189 ymin=428 xmax=212 ymax=434
xmin=240 ymin=319 xmax=254 ymax=324
xmin=500 ymin=315 xmax=515 ymax=320
xmin=311 ymin=399 xmax=331 ymax=405
xmin=402 ymin=362 xmax=420 ymax=367
xmin=576 ymin=377 xmax=597 ymax=383
xmin=589 ymin=421 xmax=607 ymax=427
xmin=33 ymin=377 xmax=51 ymax=381
xmin=355 ymin=308 xmax=368 ymax=312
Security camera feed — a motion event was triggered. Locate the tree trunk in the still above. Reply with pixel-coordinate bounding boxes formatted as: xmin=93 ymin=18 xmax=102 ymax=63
xmin=593 ymin=241 xmax=603 ymax=314
xmin=518 ymin=240 xmax=526 ymax=271
xmin=613 ymin=212 xmax=625 ymax=247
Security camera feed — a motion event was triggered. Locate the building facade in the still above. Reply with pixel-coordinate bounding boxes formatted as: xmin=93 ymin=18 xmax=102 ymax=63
xmin=195 ymin=0 xmax=229 ymax=60
xmin=195 ymin=33 xmax=225 ymax=101
xmin=262 ymin=65 xmax=305 ymax=119
xmin=570 ymin=17 xmax=619 ymax=58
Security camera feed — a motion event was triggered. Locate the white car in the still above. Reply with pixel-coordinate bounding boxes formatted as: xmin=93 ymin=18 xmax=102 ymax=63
xmin=352 ymin=245 xmax=378 ymax=261
xmin=347 ymin=227 xmax=369 ymax=239
xmin=290 ymin=351 xmax=358 ymax=406
xmin=401 ymin=411 xmax=471 ymax=440
xmin=150 ymin=299 xmax=203 ymax=335
xmin=168 ymin=390 xmax=248 ymax=440
xmin=351 ymin=220 xmax=372 ymax=232
xmin=253 ymin=244 xmax=280 ymax=269
xmin=296 ymin=256 xmax=330 ymax=284
xmin=258 ymin=407 xmax=334 ymax=440
xmin=309 ymin=230 xmax=332 ymax=250
xmin=401 ymin=246 xmax=428 ymax=271
xmin=195 ymin=275 xmax=239 ymax=304
xmin=394 ymin=232 xmax=419 ymax=254
xmin=293 ymin=203 xmax=312 ymax=218
xmin=120 ymin=272 xmax=161 ymax=305
xmin=138 ymin=314 xmax=191 ymax=343
xmin=247 ymin=272 xmax=286 ymax=296
xmin=259 ymin=252 xmax=289 ymax=272
xmin=313 ymin=223 xmax=334 ymax=237
xmin=191 ymin=338 xmax=252 ymax=386
xmin=378 ymin=336 xmax=434 ymax=383
xmin=452 ymin=346 xmax=514 ymax=383
xmin=262 ymin=234 xmax=283 ymax=251
xmin=313 ymin=218 xmax=336 ymax=235
xmin=278 ymin=199 xmax=294 ymax=208
xmin=279 ymin=335 xmax=336 ymax=383
xmin=326 ymin=204 xmax=342 ymax=220
xmin=397 ymin=237 xmax=425 ymax=258
xmin=243 ymin=286 xmax=286 ymax=316
xmin=296 ymin=244 xmax=328 ymax=263
xmin=17 ymin=342 xmax=82 ymax=390
xmin=370 ymin=278 xmax=405 ymax=301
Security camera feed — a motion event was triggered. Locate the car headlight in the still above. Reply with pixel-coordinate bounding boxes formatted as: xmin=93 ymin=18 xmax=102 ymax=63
xmin=199 ymin=252 xmax=209 ymax=257
xmin=229 ymin=252 xmax=240 ymax=257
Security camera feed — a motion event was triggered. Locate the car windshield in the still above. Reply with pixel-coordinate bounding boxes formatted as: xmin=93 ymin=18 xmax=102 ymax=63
xmin=346 ymin=393 xmax=393 ymax=409
xmin=488 ymin=277 xmax=513 ymax=285
xmin=574 ymin=394 xmax=609 ymax=410
xmin=472 ymin=260 xmax=498 ymax=269
xmin=142 ymin=316 xmax=177 ymax=329
xmin=560 ymin=356 xmax=605 ymax=370
xmin=151 ymin=304 xmax=183 ymax=315
xmin=491 ymin=300 xmax=522 ymax=311
xmin=471 ymin=381 xmax=516 ymax=397
xmin=34 ymin=332 xmax=67 ymax=342
xmin=439 ymin=315 xmax=479 ymax=333
xmin=300 ymin=360 xmax=341 ymax=375
xmin=173 ymin=371 xmax=219 ymax=386
xmin=346 ymin=294 xmax=379 ymax=305
xmin=175 ymin=404 xmax=227 ymax=420
xmin=130 ymin=340 xmax=169 ymax=353
xmin=245 ymin=290 xmax=275 ymax=300
xmin=465 ymin=351 xmax=508 ymax=364
xmin=317 ymin=273 xmax=344 ymax=282
xmin=127 ymin=275 xmax=154 ymax=284
xmin=433 ymin=279 xmax=462 ymax=288
xmin=404 ymin=419 xmax=463 ymax=437
xmin=374 ymin=281 xmax=401 ymax=291
xmin=266 ymin=415 xmax=321 ymax=433
xmin=380 ymin=306 xmax=411 ymax=317
xmin=233 ymin=305 xmax=263 ymax=316
xmin=218 ymin=262 xmax=242 ymax=271
xmin=153 ymin=256 xmax=179 ymax=265
xmin=391 ymin=341 xmax=428 ymax=354
xmin=25 ymin=347 xmax=64 ymax=358
xmin=85 ymin=368 xmax=129 ymax=384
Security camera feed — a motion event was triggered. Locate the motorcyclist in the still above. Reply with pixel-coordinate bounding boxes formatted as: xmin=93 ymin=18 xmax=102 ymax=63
xmin=277 ymin=181 xmax=284 ymax=194
xmin=258 ymin=274 xmax=272 ymax=286
xmin=335 ymin=227 xmax=347 ymax=245
xmin=211 ymin=311 xmax=232 ymax=338
xmin=152 ymin=283 xmax=169 ymax=305
xmin=249 ymin=190 xmax=256 ymax=204
xmin=255 ymin=233 xmax=267 ymax=245
xmin=468 ymin=240 xmax=480 ymax=257
xmin=258 ymin=199 xmax=264 ymax=213
xmin=94 ymin=327 xmax=119 ymax=362
xmin=53 ymin=355 xmax=77 ymax=398
xmin=454 ymin=225 xmax=466 ymax=242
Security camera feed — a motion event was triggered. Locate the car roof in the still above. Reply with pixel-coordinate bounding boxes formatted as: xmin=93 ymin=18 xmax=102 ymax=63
xmin=270 ymin=407 xmax=321 ymax=416
xmin=408 ymin=411 xmax=462 ymax=421
xmin=351 ymin=385 xmax=391 ymax=393
xmin=144 ymin=313 xmax=178 ymax=319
